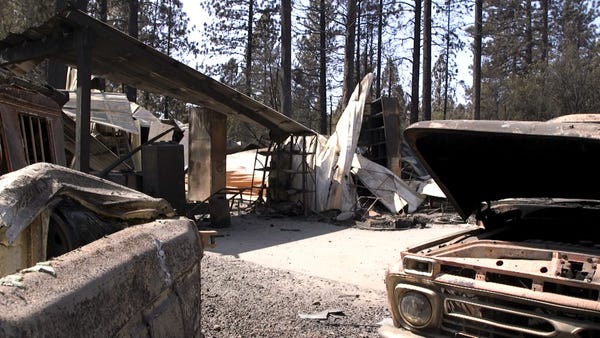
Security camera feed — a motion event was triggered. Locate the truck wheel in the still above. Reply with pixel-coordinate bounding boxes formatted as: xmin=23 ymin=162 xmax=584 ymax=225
xmin=46 ymin=211 xmax=80 ymax=259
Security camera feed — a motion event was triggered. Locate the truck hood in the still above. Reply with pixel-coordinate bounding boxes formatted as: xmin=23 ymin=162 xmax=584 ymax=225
xmin=403 ymin=120 xmax=600 ymax=219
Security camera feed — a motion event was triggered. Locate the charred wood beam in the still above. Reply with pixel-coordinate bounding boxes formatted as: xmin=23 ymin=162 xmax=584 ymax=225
xmin=0 ymin=29 xmax=77 ymax=66
xmin=74 ymin=28 xmax=94 ymax=173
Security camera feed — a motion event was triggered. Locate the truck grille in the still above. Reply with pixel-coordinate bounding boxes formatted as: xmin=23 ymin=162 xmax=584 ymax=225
xmin=440 ymin=289 xmax=600 ymax=337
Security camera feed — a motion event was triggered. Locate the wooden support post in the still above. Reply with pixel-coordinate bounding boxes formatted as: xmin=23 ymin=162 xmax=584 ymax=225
xmin=188 ymin=108 xmax=230 ymax=227
xmin=75 ymin=28 xmax=93 ymax=173
xmin=208 ymin=111 xmax=229 ymax=227
xmin=188 ymin=108 xmax=212 ymax=202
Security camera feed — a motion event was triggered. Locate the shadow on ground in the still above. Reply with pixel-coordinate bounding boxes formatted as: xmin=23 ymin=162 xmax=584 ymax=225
xmin=199 ymin=214 xmax=349 ymax=258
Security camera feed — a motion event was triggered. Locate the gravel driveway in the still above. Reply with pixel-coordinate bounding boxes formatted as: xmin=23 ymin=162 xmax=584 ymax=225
xmin=199 ymin=214 xmax=471 ymax=337
xmin=201 ymin=253 xmax=389 ymax=337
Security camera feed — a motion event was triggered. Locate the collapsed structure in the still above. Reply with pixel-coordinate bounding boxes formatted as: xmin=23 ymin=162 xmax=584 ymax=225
xmin=0 ymin=5 xmax=449 ymax=336
xmin=0 ymin=5 xmax=443 ymax=226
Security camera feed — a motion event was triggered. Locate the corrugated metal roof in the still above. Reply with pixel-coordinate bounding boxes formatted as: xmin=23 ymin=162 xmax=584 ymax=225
xmin=63 ymin=91 xmax=140 ymax=134
xmin=0 ymin=6 xmax=315 ymax=137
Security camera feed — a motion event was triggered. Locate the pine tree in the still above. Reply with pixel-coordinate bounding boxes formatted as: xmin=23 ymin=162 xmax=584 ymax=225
xmin=255 ymin=6 xmax=281 ymax=109
xmin=281 ymin=0 xmax=292 ymax=117
xmin=478 ymin=0 xmax=600 ymax=121
xmin=437 ymin=0 xmax=468 ymax=120
xmin=137 ymin=0 xmax=198 ymax=120
xmin=293 ymin=0 xmax=338 ymax=133
xmin=0 ymin=0 xmax=54 ymax=39
xmin=409 ymin=0 xmax=421 ymax=124
xmin=548 ymin=0 xmax=600 ymax=116
xmin=341 ymin=0 xmax=358 ymax=113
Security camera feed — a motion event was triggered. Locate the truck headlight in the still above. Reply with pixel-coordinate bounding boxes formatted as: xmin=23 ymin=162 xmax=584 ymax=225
xmin=403 ymin=256 xmax=435 ymax=277
xmin=399 ymin=291 xmax=432 ymax=327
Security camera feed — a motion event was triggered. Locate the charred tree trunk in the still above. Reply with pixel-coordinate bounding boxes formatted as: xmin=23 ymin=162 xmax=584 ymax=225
xmin=355 ymin=1 xmax=361 ymax=82
xmin=443 ymin=0 xmax=451 ymax=119
xmin=376 ymin=0 xmax=383 ymax=98
xmin=472 ymin=0 xmax=482 ymax=120
xmin=541 ymin=0 xmax=549 ymax=63
xmin=341 ymin=0 xmax=357 ymax=112
xmin=410 ymin=0 xmax=421 ymax=124
xmin=422 ymin=0 xmax=431 ymax=121
xmin=280 ymin=0 xmax=292 ymax=117
xmin=245 ymin=0 xmax=255 ymax=96
xmin=319 ymin=0 xmax=328 ymax=134
xmin=125 ymin=0 xmax=138 ymax=102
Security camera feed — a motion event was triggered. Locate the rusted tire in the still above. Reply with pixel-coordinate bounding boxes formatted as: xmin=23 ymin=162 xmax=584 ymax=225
xmin=46 ymin=199 xmax=127 ymax=259
xmin=47 ymin=210 xmax=79 ymax=259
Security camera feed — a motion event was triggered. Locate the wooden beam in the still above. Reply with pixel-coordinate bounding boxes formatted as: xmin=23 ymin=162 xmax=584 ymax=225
xmin=0 ymin=29 xmax=76 ymax=66
xmin=187 ymin=108 xmax=212 ymax=202
xmin=74 ymin=28 xmax=93 ymax=173
xmin=207 ymin=110 xmax=230 ymax=227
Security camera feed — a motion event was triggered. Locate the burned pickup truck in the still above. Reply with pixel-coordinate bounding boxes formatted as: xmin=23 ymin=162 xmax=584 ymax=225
xmin=382 ymin=120 xmax=600 ymax=337
xmin=0 ymin=163 xmax=207 ymax=337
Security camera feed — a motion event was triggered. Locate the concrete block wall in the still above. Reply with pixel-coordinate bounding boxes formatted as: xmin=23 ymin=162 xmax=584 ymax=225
xmin=0 ymin=218 xmax=203 ymax=337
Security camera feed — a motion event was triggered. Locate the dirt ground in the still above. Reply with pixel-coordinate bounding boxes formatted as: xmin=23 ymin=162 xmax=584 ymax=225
xmin=201 ymin=253 xmax=388 ymax=337
xmin=199 ymin=213 xmax=472 ymax=337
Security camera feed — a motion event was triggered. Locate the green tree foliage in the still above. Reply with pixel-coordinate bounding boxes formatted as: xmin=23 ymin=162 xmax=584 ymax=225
xmin=199 ymin=0 xmax=254 ymax=67
xmin=480 ymin=0 xmax=600 ymax=120
xmin=381 ymin=56 xmax=408 ymax=126
xmin=293 ymin=33 xmax=323 ymax=130
xmin=197 ymin=0 xmax=281 ymax=146
xmin=0 ymin=0 xmax=54 ymax=38
xmin=432 ymin=54 xmax=452 ymax=118
xmin=0 ymin=0 xmax=55 ymax=82
xmin=2 ymin=0 xmax=196 ymax=121
xmin=293 ymin=0 xmax=339 ymax=132
xmin=5 ymin=0 xmax=600 ymax=141
xmin=252 ymin=8 xmax=281 ymax=108
xmin=431 ymin=0 xmax=468 ymax=120
xmin=137 ymin=0 xmax=198 ymax=121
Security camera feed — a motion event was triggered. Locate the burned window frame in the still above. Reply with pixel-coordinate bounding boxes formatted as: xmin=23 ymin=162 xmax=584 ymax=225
xmin=18 ymin=112 xmax=55 ymax=165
